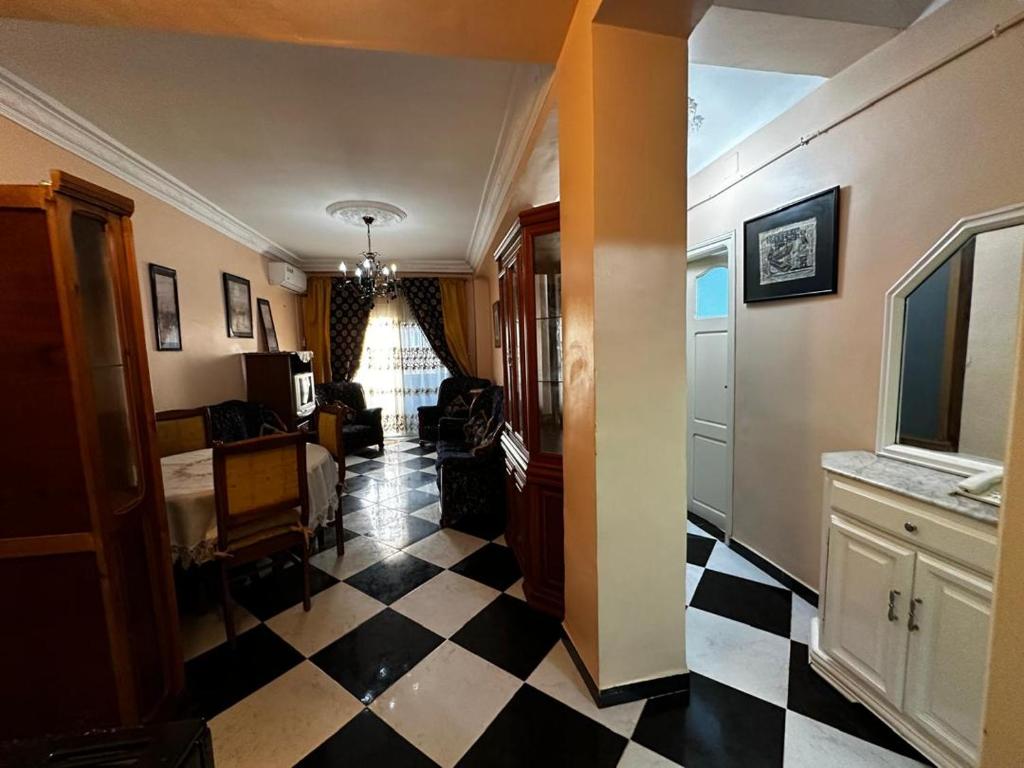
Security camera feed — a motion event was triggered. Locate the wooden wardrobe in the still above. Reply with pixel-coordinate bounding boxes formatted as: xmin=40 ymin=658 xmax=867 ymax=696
xmin=0 ymin=171 xmax=183 ymax=739
xmin=496 ymin=202 xmax=565 ymax=619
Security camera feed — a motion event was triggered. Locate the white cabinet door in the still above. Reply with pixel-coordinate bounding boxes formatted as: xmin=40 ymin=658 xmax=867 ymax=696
xmin=822 ymin=514 xmax=916 ymax=708
xmin=904 ymin=553 xmax=992 ymax=765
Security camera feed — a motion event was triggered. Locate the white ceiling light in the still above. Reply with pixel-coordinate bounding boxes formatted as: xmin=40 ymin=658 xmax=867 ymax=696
xmin=326 ymin=200 xmax=407 ymax=228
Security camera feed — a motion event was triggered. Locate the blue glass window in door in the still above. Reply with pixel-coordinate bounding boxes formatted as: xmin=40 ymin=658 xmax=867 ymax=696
xmin=695 ymin=266 xmax=728 ymax=319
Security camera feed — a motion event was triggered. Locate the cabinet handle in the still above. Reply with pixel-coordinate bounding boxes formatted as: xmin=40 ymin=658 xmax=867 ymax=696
xmin=904 ymin=522 xmax=918 ymax=533
xmin=908 ymin=597 xmax=922 ymax=631
xmin=887 ymin=589 xmax=901 ymax=622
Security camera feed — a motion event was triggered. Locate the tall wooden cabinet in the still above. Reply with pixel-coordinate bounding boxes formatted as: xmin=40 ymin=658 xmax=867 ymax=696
xmin=496 ymin=202 xmax=565 ymax=618
xmin=0 ymin=171 xmax=183 ymax=739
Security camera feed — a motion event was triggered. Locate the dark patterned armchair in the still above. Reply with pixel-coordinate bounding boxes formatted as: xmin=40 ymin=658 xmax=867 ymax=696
xmin=418 ymin=376 xmax=491 ymax=445
xmin=208 ymin=400 xmax=286 ymax=443
xmin=314 ymin=382 xmax=385 ymax=455
xmin=436 ymin=386 xmax=505 ymax=529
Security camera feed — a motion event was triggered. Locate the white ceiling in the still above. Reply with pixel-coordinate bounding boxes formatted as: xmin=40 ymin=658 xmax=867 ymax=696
xmin=0 ymin=19 xmax=551 ymax=271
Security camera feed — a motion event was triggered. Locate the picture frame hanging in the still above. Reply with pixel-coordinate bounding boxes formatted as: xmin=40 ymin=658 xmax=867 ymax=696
xmin=148 ymin=263 xmax=182 ymax=351
xmin=257 ymin=298 xmax=280 ymax=352
xmin=743 ymin=186 xmax=840 ymax=303
xmin=492 ymin=300 xmax=502 ymax=348
xmin=222 ymin=272 xmax=253 ymax=338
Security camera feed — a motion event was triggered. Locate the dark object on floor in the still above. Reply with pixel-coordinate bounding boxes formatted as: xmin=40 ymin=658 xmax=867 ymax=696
xmin=436 ymin=385 xmax=505 ymax=528
xmin=315 ymin=381 xmax=385 ymax=454
xmin=213 ymin=432 xmax=313 ymax=645
xmin=417 ymin=376 xmax=491 ymax=444
xmin=0 ymin=719 xmax=214 ymax=768
xmin=208 ymin=399 xmax=287 ymax=443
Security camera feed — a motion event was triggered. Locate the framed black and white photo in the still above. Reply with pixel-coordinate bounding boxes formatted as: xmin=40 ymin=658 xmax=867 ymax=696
xmin=492 ymin=300 xmax=501 ymax=348
xmin=257 ymin=298 xmax=279 ymax=352
xmin=148 ymin=263 xmax=182 ymax=351
xmin=222 ymin=272 xmax=253 ymax=338
xmin=743 ymin=186 xmax=840 ymax=303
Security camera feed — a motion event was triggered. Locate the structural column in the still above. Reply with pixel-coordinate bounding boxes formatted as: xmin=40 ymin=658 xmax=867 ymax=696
xmin=558 ymin=0 xmax=690 ymax=697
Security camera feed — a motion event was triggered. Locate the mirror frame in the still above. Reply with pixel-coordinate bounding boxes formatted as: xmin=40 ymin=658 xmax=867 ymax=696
xmin=876 ymin=202 xmax=1024 ymax=476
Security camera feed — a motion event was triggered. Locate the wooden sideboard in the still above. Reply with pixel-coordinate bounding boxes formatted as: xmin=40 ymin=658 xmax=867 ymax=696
xmin=495 ymin=202 xmax=565 ymax=619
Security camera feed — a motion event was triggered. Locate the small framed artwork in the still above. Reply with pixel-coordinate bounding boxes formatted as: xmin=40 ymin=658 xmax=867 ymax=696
xmin=222 ymin=272 xmax=253 ymax=338
xmin=743 ymin=186 xmax=840 ymax=303
xmin=148 ymin=264 xmax=182 ymax=351
xmin=257 ymin=298 xmax=279 ymax=352
xmin=491 ymin=300 xmax=501 ymax=348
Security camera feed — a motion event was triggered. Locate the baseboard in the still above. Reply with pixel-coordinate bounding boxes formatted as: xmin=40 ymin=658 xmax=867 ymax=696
xmin=727 ymin=539 xmax=819 ymax=607
xmin=560 ymin=630 xmax=689 ymax=709
xmin=686 ymin=512 xmax=725 ymax=541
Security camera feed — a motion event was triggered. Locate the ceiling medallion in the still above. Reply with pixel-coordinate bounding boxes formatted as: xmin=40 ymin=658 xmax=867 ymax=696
xmin=326 ymin=199 xmax=407 ymax=228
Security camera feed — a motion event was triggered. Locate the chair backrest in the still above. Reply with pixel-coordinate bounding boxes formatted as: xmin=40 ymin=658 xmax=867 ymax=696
xmin=314 ymin=381 xmax=368 ymax=412
xmin=155 ymin=408 xmax=211 ymax=457
xmin=314 ymin=404 xmax=347 ymax=463
xmin=437 ymin=376 xmax=491 ymax=412
xmin=212 ymin=432 xmax=309 ymax=553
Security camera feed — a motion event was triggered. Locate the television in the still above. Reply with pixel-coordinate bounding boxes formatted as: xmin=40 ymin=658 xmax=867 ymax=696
xmin=293 ymin=372 xmax=316 ymax=418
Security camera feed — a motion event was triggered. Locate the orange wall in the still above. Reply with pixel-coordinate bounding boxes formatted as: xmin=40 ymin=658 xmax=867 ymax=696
xmin=0 ymin=114 xmax=301 ymax=411
xmin=687 ymin=0 xmax=1024 ymax=588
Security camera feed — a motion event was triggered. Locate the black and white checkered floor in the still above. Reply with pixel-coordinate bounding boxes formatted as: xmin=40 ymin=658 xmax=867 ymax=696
xmin=179 ymin=440 xmax=932 ymax=768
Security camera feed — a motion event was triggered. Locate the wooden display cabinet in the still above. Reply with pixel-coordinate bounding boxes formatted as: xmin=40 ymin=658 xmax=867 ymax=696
xmin=495 ymin=202 xmax=565 ymax=619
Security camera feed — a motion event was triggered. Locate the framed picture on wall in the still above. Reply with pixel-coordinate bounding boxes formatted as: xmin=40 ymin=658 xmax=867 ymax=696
xmin=492 ymin=300 xmax=501 ymax=348
xmin=148 ymin=263 xmax=182 ymax=351
xmin=743 ymin=186 xmax=840 ymax=303
xmin=222 ymin=272 xmax=253 ymax=338
xmin=257 ymin=298 xmax=280 ymax=352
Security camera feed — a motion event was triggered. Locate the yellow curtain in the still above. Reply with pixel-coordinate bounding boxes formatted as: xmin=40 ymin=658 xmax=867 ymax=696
xmin=439 ymin=278 xmax=474 ymax=376
xmin=302 ymin=276 xmax=332 ymax=383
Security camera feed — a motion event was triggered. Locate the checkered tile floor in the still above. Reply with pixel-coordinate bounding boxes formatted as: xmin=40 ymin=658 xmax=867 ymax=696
xmin=178 ymin=440 xmax=933 ymax=768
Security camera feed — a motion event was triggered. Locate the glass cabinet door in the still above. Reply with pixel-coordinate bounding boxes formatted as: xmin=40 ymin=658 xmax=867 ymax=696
xmin=532 ymin=231 xmax=563 ymax=454
xmin=70 ymin=211 xmax=141 ymax=510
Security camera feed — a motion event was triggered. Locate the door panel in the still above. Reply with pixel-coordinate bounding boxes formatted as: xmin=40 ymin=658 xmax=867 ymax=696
xmin=686 ymin=252 xmax=732 ymax=533
xmin=822 ymin=514 xmax=915 ymax=708
xmin=904 ymin=554 xmax=992 ymax=764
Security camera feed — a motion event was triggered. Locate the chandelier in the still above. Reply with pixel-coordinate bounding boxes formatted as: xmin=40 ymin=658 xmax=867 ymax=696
xmin=328 ymin=200 xmax=406 ymax=306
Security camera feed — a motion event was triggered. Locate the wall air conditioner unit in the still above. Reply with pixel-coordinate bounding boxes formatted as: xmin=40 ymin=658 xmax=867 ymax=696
xmin=268 ymin=261 xmax=307 ymax=294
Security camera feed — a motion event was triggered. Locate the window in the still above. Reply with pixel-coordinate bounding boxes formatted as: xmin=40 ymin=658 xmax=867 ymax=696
xmin=695 ymin=266 xmax=728 ymax=319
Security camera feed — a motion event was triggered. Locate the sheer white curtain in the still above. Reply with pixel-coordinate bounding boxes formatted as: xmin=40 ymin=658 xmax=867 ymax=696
xmin=354 ymin=295 xmax=450 ymax=437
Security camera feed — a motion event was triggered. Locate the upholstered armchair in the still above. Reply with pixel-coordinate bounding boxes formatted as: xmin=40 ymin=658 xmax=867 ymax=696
xmin=435 ymin=386 xmax=505 ymax=528
xmin=208 ymin=400 xmax=286 ymax=444
xmin=418 ymin=376 xmax=491 ymax=445
xmin=314 ymin=381 xmax=385 ymax=455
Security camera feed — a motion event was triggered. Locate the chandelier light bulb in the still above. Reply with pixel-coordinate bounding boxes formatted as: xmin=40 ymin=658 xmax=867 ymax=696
xmin=363 ymin=258 xmax=371 ymax=270
xmin=391 ymin=263 xmax=398 ymax=273
xmin=355 ymin=267 xmax=363 ymax=278
xmin=338 ymin=261 xmax=347 ymax=273
xmin=381 ymin=266 xmax=390 ymax=276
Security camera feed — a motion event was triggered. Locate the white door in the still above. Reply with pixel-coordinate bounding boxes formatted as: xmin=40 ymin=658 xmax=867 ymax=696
xmin=686 ymin=246 xmax=732 ymax=533
xmin=904 ymin=553 xmax=992 ymax=765
xmin=822 ymin=514 xmax=916 ymax=709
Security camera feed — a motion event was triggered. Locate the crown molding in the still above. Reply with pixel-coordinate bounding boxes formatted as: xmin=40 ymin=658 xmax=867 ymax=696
xmin=466 ymin=63 xmax=553 ymax=272
xmin=0 ymin=65 xmax=299 ymax=264
xmin=301 ymin=257 xmax=474 ymax=275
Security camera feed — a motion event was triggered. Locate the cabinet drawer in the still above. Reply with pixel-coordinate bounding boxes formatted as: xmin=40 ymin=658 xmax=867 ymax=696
xmin=826 ymin=477 xmax=997 ymax=576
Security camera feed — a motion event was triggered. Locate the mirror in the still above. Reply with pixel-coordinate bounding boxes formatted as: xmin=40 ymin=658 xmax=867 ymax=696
xmin=896 ymin=224 xmax=1024 ymax=464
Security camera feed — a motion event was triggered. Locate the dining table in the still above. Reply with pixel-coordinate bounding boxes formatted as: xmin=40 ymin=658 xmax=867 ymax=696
xmin=161 ymin=442 xmax=339 ymax=567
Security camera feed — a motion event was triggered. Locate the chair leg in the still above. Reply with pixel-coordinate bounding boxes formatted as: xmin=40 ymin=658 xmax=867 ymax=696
xmin=335 ymin=483 xmax=345 ymax=555
xmin=219 ymin=562 xmax=236 ymax=647
xmin=301 ymin=542 xmax=312 ymax=612
xmin=315 ymin=527 xmax=326 ymax=552
xmin=379 ymin=441 xmax=385 ymax=454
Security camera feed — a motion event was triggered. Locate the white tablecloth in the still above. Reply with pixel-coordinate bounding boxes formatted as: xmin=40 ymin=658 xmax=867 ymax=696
xmin=162 ymin=443 xmax=339 ymax=567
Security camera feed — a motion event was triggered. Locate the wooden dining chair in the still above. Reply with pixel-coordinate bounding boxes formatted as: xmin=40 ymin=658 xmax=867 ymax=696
xmin=313 ymin=404 xmax=349 ymax=554
xmin=212 ymin=431 xmax=311 ymax=645
xmin=155 ymin=407 xmax=212 ymax=458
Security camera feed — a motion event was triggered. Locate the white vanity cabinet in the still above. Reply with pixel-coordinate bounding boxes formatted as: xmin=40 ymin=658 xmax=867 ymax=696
xmin=813 ymin=456 xmax=998 ymax=768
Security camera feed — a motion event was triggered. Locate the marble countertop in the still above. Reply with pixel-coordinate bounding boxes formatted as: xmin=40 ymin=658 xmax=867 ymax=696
xmin=822 ymin=451 xmax=999 ymax=525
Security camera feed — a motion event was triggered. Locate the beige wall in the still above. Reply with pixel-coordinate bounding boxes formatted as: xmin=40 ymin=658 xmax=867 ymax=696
xmin=687 ymin=0 xmax=1024 ymax=588
xmin=960 ymin=226 xmax=1024 ymax=460
xmin=0 ymin=115 xmax=301 ymax=411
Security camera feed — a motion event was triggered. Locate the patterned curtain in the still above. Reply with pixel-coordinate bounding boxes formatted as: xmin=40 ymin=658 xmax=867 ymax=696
xmin=401 ymin=278 xmax=470 ymax=376
xmin=353 ymin=295 xmax=450 ymax=436
xmin=329 ymin=278 xmax=373 ymax=382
